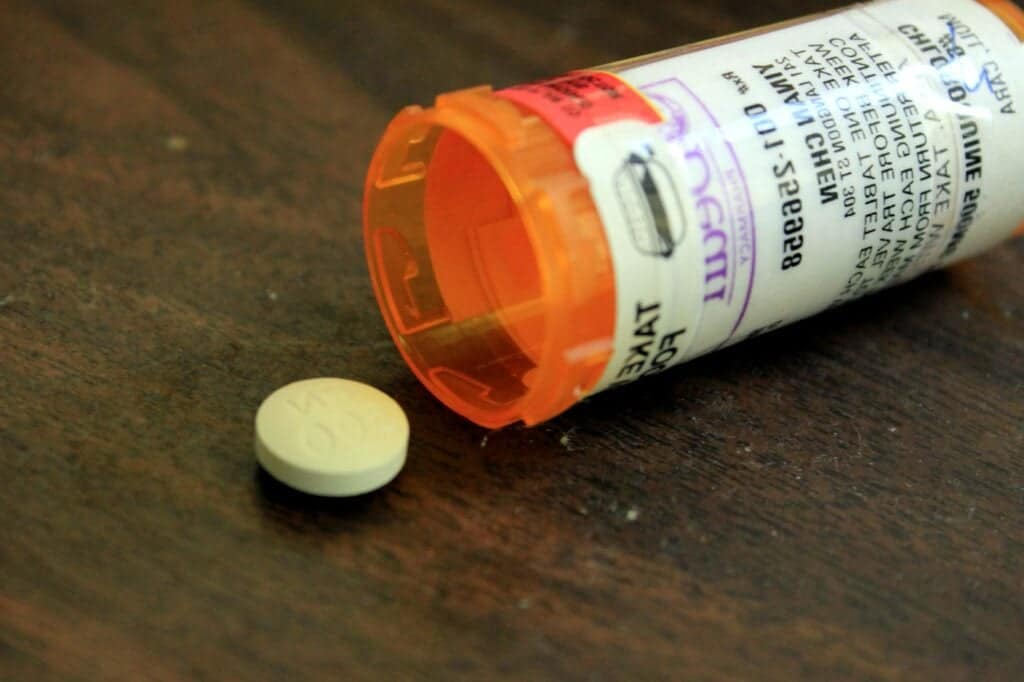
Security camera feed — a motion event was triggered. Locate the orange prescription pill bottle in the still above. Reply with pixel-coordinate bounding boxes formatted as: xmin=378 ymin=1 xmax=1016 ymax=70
xmin=364 ymin=0 xmax=1024 ymax=428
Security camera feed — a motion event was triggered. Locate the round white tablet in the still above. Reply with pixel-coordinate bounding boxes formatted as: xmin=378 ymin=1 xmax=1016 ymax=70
xmin=254 ymin=378 xmax=408 ymax=496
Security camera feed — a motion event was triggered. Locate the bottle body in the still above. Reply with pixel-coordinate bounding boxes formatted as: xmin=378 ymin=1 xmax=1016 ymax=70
xmin=364 ymin=0 xmax=1024 ymax=427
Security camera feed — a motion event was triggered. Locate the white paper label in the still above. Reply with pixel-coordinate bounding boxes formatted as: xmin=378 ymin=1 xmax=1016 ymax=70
xmin=580 ymin=0 xmax=1024 ymax=393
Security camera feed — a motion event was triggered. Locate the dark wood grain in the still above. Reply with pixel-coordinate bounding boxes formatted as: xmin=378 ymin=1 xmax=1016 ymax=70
xmin=1 ymin=1 xmax=1022 ymax=679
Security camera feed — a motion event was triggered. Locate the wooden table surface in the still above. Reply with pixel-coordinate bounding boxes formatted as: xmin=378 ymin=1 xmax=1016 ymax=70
xmin=2 ymin=0 xmax=1022 ymax=679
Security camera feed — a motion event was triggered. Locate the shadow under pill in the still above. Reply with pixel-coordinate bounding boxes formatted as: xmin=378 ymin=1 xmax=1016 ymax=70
xmin=253 ymin=466 xmax=383 ymax=526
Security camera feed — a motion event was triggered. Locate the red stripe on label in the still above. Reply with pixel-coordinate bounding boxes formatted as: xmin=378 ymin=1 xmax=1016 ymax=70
xmin=497 ymin=71 xmax=662 ymax=144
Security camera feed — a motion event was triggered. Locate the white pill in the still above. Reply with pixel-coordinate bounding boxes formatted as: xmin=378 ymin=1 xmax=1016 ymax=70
xmin=254 ymin=378 xmax=408 ymax=496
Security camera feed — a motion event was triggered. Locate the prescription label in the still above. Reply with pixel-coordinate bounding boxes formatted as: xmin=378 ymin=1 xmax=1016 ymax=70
xmin=574 ymin=0 xmax=1024 ymax=393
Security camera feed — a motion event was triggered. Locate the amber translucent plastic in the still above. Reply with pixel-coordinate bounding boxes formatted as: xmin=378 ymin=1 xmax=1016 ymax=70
xmin=982 ymin=0 xmax=1024 ymax=37
xmin=363 ymin=87 xmax=615 ymax=427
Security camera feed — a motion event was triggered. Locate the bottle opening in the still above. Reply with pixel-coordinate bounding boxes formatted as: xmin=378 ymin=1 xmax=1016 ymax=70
xmin=366 ymin=122 xmax=544 ymax=426
xmin=364 ymin=90 xmax=616 ymax=427
xmin=424 ymin=129 xmax=547 ymax=366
